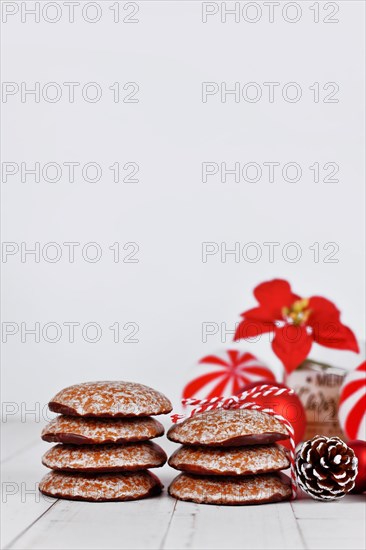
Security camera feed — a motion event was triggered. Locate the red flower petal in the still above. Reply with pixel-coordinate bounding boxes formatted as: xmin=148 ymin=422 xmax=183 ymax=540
xmin=272 ymin=325 xmax=313 ymax=373
xmin=308 ymin=296 xmax=341 ymax=324
xmin=243 ymin=307 xmax=280 ymax=323
xmin=308 ymin=297 xmax=359 ymax=352
xmin=314 ymin=323 xmax=359 ymax=352
xmin=234 ymin=319 xmax=274 ymax=341
xmin=254 ymin=279 xmax=300 ymax=318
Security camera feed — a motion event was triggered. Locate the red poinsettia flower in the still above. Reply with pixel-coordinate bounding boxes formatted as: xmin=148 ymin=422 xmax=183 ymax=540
xmin=234 ymin=279 xmax=359 ymax=373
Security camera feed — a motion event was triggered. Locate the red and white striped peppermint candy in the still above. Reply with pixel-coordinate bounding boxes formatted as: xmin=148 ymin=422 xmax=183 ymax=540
xmin=174 ymin=384 xmax=298 ymax=500
xmin=339 ymin=361 xmax=366 ymax=441
xmin=182 ymin=349 xmax=276 ymax=401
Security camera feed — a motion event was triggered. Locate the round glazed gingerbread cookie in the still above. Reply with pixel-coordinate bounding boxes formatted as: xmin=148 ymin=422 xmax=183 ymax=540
xmin=39 ymin=470 xmax=163 ymax=502
xmin=48 ymin=381 xmax=173 ymax=417
xmin=168 ymin=473 xmax=292 ymax=505
xmin=167 ymin=409 xmax=289 ymax=447
xmin=42 ymin=442 xmax=167 ymax=472
xmin=41 ymin=415 xmax=164 ymax=444
xmin=168 ymin=444 xmax=289 ymax=476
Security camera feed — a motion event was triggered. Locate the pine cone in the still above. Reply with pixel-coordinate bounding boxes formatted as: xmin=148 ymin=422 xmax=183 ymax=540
xmin=295 ymin=435 xmax=358 ymax=501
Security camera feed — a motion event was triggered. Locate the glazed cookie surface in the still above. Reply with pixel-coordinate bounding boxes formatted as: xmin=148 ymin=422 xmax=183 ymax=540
xmin=167 ymin=409 xmax=289 ymax=447
xmin=168 ymin=444 xmax=289 ymax=476
xmin=168 ymin=473 xmax=291 ymax=505
xmin=39 ymin=470 xmax=163 ymax=502
xmin=41 ymin=415 xmax=164 ymax=444
xmin=42 ymin=442 xmax=167 ymax=472
xmin=48 ymin=381 xmax=172 ymax=417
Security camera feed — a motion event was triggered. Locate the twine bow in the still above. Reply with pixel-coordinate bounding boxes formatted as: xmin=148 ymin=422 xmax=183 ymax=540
xmin=172 ymin=384 xmax=297 ymax=499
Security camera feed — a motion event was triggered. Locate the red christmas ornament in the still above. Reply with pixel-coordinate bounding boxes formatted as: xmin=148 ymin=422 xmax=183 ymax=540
xmin=238 ymin=381 xmax=306 ymax=449
xmin=347 ymin=440 xmax=366 ymax=493
xmin=182 ymin=350 xmax=276 ymax=401
xmin=338 ymin=361 xmax=366 ymax=441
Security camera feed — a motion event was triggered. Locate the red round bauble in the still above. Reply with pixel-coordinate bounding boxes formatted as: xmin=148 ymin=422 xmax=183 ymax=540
xmin=238 ymin=381 xmax=306 ymax=449
xmin=347 ymin=440 xmax=366 ymax=493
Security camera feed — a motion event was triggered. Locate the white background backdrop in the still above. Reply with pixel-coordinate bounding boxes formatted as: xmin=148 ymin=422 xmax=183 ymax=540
xmin=1 ymin=0 xmax=365 ymax=414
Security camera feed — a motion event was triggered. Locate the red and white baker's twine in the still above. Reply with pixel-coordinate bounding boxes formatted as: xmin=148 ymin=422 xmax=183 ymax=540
xmin=171 ymin=384 xmax=297 ymax=499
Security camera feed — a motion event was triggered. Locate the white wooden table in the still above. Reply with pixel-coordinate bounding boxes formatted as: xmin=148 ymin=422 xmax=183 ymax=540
xmin=2 ymin=420 xmax=365 ymax=550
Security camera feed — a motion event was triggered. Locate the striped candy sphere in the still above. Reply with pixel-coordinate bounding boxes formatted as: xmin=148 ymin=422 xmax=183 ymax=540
xmin=339 ymin=361 xmax=366 ymax=441
xmin=182 ymin=349 xmax=276 ymax=401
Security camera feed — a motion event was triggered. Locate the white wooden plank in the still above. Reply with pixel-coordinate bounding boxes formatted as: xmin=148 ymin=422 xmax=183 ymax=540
xmin=1 ymin=437 xmax=56 ymax=549
xmin=297 ymin=518 xmax=365 ymax=550
xmin=161 ymin=500 xmax=198 ymax=550
xmin=10 ymin=492 xmax=176 ymax=550
xmin=163 ymin=499 xmax=305 ymax=550
xmin=2 ymin=420 xmax=366 ymax=550
xmin=293 ymin=494 xmax=366 ymax=550
xmin=292 ymin=494 xmax=366 ymax=519
xmin=1 ymin=419 xmax=41 ymax=463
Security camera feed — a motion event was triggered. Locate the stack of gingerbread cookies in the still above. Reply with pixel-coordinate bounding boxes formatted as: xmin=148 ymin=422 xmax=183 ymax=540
xmin=167 ymin=408 xmax=292 ymax=505
xmin=39 ymin=381 xmax=172 ymax=502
